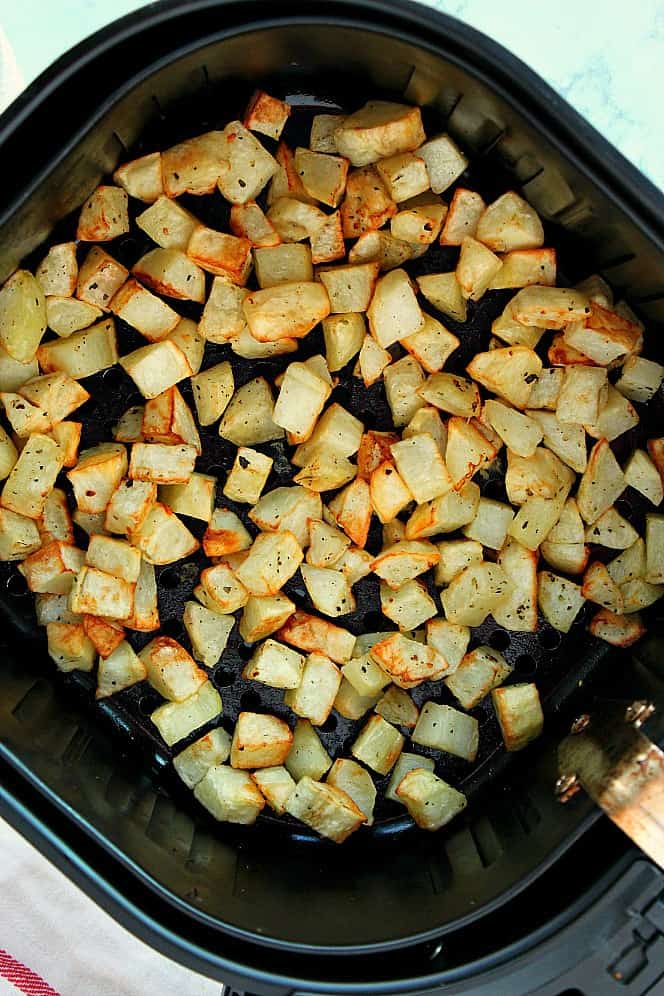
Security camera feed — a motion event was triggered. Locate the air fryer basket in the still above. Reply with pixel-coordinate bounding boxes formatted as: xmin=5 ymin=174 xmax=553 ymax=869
xmin=0 ymin=0 xmax=663 ymax=989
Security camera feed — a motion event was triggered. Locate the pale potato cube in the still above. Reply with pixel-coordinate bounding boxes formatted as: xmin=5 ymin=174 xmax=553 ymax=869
xmin=195 ymin=763 xmax=264 ymax=823
xmin=231 ymin=328 xmax=298 ymax=359
xmin=390 ymin=434 xmax=452 ymax=504
xmin=76 ymin=247 xmax=128 ymax=311
xmin=129 ymin=442 xmax=196 ymax=485
xmin=120 ymin=339 xmax=192 ymax=400
xmin=221 ymin=447 xmax=271 ymax=505
xmin=582 ymin=560 xmax=624 ymax=612
xmin=475 ymin=191 xmax=543 ymax=252
xmin=286 ymin=776 xmax=364 ymax=843
xmin=251 ymin=766 xmax=296 ymax=815
xmin=162 ymin=131 xmax=228 ymax=197
xmin=512 ymin=285 xmax=590 ymax=329
xmin=577 ymin=439 xmax=626 ymax=524
xmin=588 ymin=609 xmax=646 ymax=647
xmin=38 ymin=318 xmax=118 ymax=379
xmin=370 ymin=632 xmax=447 ymax=688
xmin=136 ymin=196 xmax=201 ymax=250
xmin=113 ymin=151 xmax=163 ymax=203
xmin=441 ymin=562 xmax=511 ymax=627
xmin=401 ymin=315 xmax=459 ymax=374
xmin=86 ymin=533 xmax=141 ymax=583
xmin=615 ymin=355 xmax=664 ymax=403
xmin=48 ymin=421 xmax=81 ymax=469
xmin=342 ymin=655 xmax=391 ymax=698
xmin=322 ymin=313 xmax=365 ymax=372
xmin=293 ymin=403 xmax=363 ymax=467
xmin=199 ymin=563 xmax=249 ymax=613
xmin=310 ymin=114 xmax=345 ymax=153
xmin=371 ymin=539 xmax=439 ymax=589
xmin=413 ymin=701 xmax=478 ymax=761
xmin=467 ymin=346 xmax=542 ymax=410
xmin=190 ymin=364 xmax=233 ymax=429
xmin=294 ymin=148 xmax=348 ymax=207
xmin=456 ymin=236 xmax=503 ymax=300
xmin=249 ymin=485 xmax=321 ymax=546
xmin=217 ymin=121 xmax=279 ymax=204
xmin=390 ymin=201 xmax=447 ymax=245
xmin=484 ymin=400 xmax=543 ymax=457
xmin=183 ymin=601 xmax=234 ymax=669
xmin=230 ymin=201 xmax=282 ymax=250
xmin=306 ymin=518 xmax=351 ymax=567
xmin=434 ymin=539 xmax=483 ymax=587
xmin=538 ymin=571 xmax=585 ymax=632
xmin=443 ymin=417 xmax=498 ymax=490
xmin=440 ymin=188 xmax=485 ymax=245
xmin=417 ymin=133 xmax=467 ymax=193
xmin=273 ymin=362 xmax=332 ymax=442
xmin=348 ymin=229 xmax=415 ymax=271
xmin=624 ymin=450 xmax=663 ymax=506
xmin=285 ymin=719 xmax=332 ymax=781
xmin=492 ymin=683 xmax=544 ymax=752
xmin=96 ymin=641 xmax=147 ymax=699
xmin=267 ymin=196 xmax=326 ymax=241
xmin=277 ymin=609 xmax=355 ymax=663
xmin=556 ymin=365 xmax=608 ymax=426
xmin=505 ymin=447 xmax=573 ymax=505
xmin=300 ymin=565 xmax=355 ymax=618
xmin=380 ymin=578 xmax=436 ymax=630
xmin=0 ymin=343 xmax=39 ymax=392
xmin=19 ymin=540 xmax=84 ymax=593
xmin=374 ymin=686 xmax=419 ymax=729
xmin=585 ymin=385 xmax=639 ymax=443
xmin=526 ymin=410 xmax=587 ymax=474
xmin=36 ymin=242 xmax=78 ymax=297
xmin=160 ymin=472 xmax=215 ymax=522
xmin=351 ymin=714 xmax=404 ymax=775
xmin=327 ymin=758 xmax=376 ymax=825
xmin=386 ymin=752 xmax=435 ymax=803
xmin=253 ymin=244 xmax=312 ymax=289
xmin=397 ymin=768 xmax=467 ymax=830
xmin=0 ymin=507 xmax=41 ymax=561
xmin=104 ymin=478 xmax=155 ymax=535
xmin=284 ymin=652 xmax=341 ymax=725
xmin=76 ymin=185 xmax=129 ymax=242
xmin=1 ymin=433 xmax=63 ymax=519
xmin=445 ymin=646 xmax=512 ymax=709
xmin=243 ymin=89 xmax=291 ymax=140
xmin=132 ymin=248 xmax=206 ymax=303
xmin=72 ymin=510 xmax=108 ymax=537
xmin=540 ymin=541 xmax=589 ymax=575
xmin=334 ymin=101 xmax=424 ymax=167
xmin=491 ymin=538 xmax=538 ymax=632
xmin=462 ymin=498 xmax=514 ymax=550
xmin=384 ymin=356 xmax=426 ymax=427
xmin=219 ymin=377 xmax=284 ymax=446
xmin=243 ymin=638 xmax=304 ymax=689
xmin=419 ymin=372 xmax=481 ymax=418
xmin=333 ymin=678 xmax=379 ymax=721
xmin=620 ymin=577 xmax=664 ymax=613
xmin=564 ymin=313 xmax=640 ymax=367
xmin=318 ymin=262 xmax=379 ymax=315
xmin=336 ymin=545 xmax=373 ymax=585
xmin=46 ymin=622 xmax=95 ymax=673
xmin=416 ymin=272 xmax=467 ymax=323
xmin=367 ymin=268 xmax=423 ymax=348
xmin=35 ymin=593 xmax=80 ymax=626
xmin=235 ymin=530 xmax=303 ymax=596
xmin=376 ymin=152 xmax=429 ymax=202
xmin=151 ymin=682 xmax=221 ymax=746
xmin=173 ymin=728 xmax=232 ymax=788
xmin=426 ymin=618 xmax=470 ymax=672
xmin=310 ymin=210 xmax=346 ymax=265
xmin=645 ymin=514 xmax=664 ymax=584
xmin=405 ymin=481 xmax=480 ymax=540
xmin=69 ymin=565 xmax=133 ymax=620
xmin=0 ymin=424 xmax=17 ymax=480
xmin=128 ymin=502 xmax=199 ymax=564
xmin=19 ymin=371 xmax=89 ymax=426
xmin=584 ymin=506 xmax=638 ymax=550
xmin=124 ymin=557 xmax=159 ymax=632
xmin=230 ymin=711 xmax=293 ymax=769
xmin=326 ymin=477 xmax=372 ymax=548
xmin=139 ymin=635 xmax=206 ymax=702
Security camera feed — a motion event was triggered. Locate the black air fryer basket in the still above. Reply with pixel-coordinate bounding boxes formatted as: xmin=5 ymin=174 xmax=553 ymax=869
xmin=0 ymin=2 xmax=663 ymax=993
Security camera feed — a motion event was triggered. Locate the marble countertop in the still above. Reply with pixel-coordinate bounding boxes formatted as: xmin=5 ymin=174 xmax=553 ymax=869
xmin=1 ymin=0 xmax=663 ymax=190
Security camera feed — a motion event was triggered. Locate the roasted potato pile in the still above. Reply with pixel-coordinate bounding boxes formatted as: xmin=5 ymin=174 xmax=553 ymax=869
xmin=0 ymin=90 xmax=662 ymax=843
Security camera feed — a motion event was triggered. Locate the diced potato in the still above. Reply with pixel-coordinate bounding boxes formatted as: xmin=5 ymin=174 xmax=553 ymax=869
xmin=607 ymin=539 xmax=646 ymax=588
xmin=405 ymin=480 xmax=480 ymax=539
xmin=376 ymin=152 xmax=429 ymax=203
xmin=35 ymin=592 xmax=80 ymax=626
xmin=367 ymin=268 xmax=423 ymax=348
xmin=342 ymin=654 xmax=391 ymax=699
xmin=340 ymin=166 xmax=396 ymax=238
xmin=426 ymin=618 xmax=469 ymax=672
xmin=326 ymin=759 xmax=375 ymax=826
xmin=136 ymin=196 xmax=201 ymax=250
xmin=577 ymin=439 xmax=626 ymax=524
xmin=584 ymin=506 xmax=637 ymax=550
xmin=96 ymin=640 xmax=146 ymax=699
xmin=624 ymin=450 xmax=663 ymax=506
xmin=645 ymin=514 xmax=664 ymax=584
xmin=585 ymin=385 xmax=639 ymax=444
xmin=161 ymin=131 xmax=228 ymax=197
xmin=318 ymin=262 xmax=379 ymax=316
xmin=0 ymin=507 xmax=41 ymax=561
xmin=217 ymin=120 xmax=279 ymax=204
xmin=249 ymin=485 xmax=321 ymax=546
xmin=621 ymin=577 xmax=664 ymax=613
xmin=321 ymin=313 xmax=365 ymax=373
xmin=19 ymin=540 xmax=84 ymax=593
xmin=467 ymin=346 xmax=542 ymax=410
xmin=397 ymin=768 xmax=467 ymax=831
xmin=221 ymin=448 xmax=271 ymax=506
xmin=373 ymin=686 xmax=418 ymax=729
xmin=384 ymin=356 xmax=426 ymax=427
xmin=104 ymin=478 xmax=155 ymax=535
xmin=86 ymin=533 xmax=141 ymax=583
xmin=267 ymin=142 xmax=314 ymax=205
xmin=293 ymin=403 xmax=363 ymax=468
xmin=230 ymin=201 xmax=281 ymax=250
xmin=389 ymin=434 xmax=452 ymax=505
xmin=369 ymin=461 xmax=412 ymax=524
xmin=132 ymin=248 xmax=205 ymax=303
xmin=582 ymin=560 xmax=623 ymax=612
xmin=300 ymin=565 xmax=355 ymax=618
xmin=648 ymin=438 xmax=664 ymax=483
xmin=326 ymin=478 xmax=372 ymax=548
xmin=336 ymin=545 xmax=373 ymax=585
xmin=416 ymin=271 xmax=467 ymax=323
xmin=380 ymin=578 xmax=437 ymax=630
xmin=511 ymin=286 xmax=590 ymax=333
xmin=277 ymin=609 xmax=355 ymax=663
xmin=0 ymin=424 xmax=17 ymax=481
xmin=199 ymin=562 xmax=249 ymax=613
xmin=334 ymin=101 xmax=424 ymax=167
xmin=173 ymin=728 xmax=232 ymax=789
xmin=112 ymin=151 xmax=163 ymax=203
xmin=402 ymin=406 xmax=447 ymax=455
xmin=484 ymin=400 xmax=543 ymax=457
xmin=39 ymin=318 xmax=118 ymax=381
xmin=508 ymin=486 xmax=571 ymax=551
xmin=230 ymin=711 xmax=293 ymax=769
xmin=564 ymin=311 xmax=640 ymax=367
xmin=310 ymin=114 xmax=345 ymax=153
xmin=76 ymin=247 xmax=128 ymax=311
xmin=129 ymin=442 xmax=196 ymax=485
xmin=538 ymin=571 xmax=585 ymax=632
xmin=434 ymin=539 xmax=482 ymax=587
xmin=333 ymin=678 xmax=378 ymax=720
xmin=242 ymin=281 xmax=330 ymax=342
xmin=73 ymin=510 xmax=108 ymax=537
xmin=286 ymin=776 xmax=364 ymax=843
xmin=238 ymin=594 xmax=295 ymax=644
xmin=48 ymin=421 xmax=81 ymax=468
xmin=219 ymin=377 xmax=283 ymax=446
xmin=444 ymin=417 xmax=498 ymax=490
xmin=273 ymin=362 xmax=332 ymax=442
xmin=306 ymin=519 xmax=350 ymax=568
xmin=417 ymin=133 xmax=467 ymax=194
xmin=46 ymin=622 xmax=95 ymax=673
xmin=19 ymin=371 xmax=89 ymax=426
xmin=616 ymin=355 xmax=664 ymax=403
xmin=401 ymin=315 xmax=459 ymax=375
xmin=348 ymin=229 xmax=414 ymax=271
xmin=439 ymin=188 xmax=484 ymax=246
xmin=489 ymin=248 xmax=556 ymax=290
xmin=128 ymin=502 xmax=199 ymax=564
xmin=490 ymin=538 xmax=538 ymax=632
xmin=183 ymin=601 xmax=234 ymax=669
xmin=293 ymin=148 xmax=348 ymax=208
xmin=391 ymin=201 xmax=447 ymax=245
xmin=462 ymin=497 xmax=514 ymax=550
xmin=475 ymin=191 xmax=543 ymax=252
xmin=370 ymin=632 xmax=447 ymax=688
xmin=556 ymin=365 xmax=608 ymax=426
xmin=588 ymin=608 xmax=646 ymax=647
xmin=412 ymin=702 xmax=478 ymax=761
xmin=456 ymin=236 xmax=502 ymax=300
xmin=124 ymin=557 xmax=159 ymax=632
xmin=1 ymin=434 xmax=62 ymax=519
xmin=142 ymin=386 xmax=200 ymax=453
xmin=187 ymin=227 xmax=252 ymax=285
xmin=441 ymin=562 xmax=511 ymax=627
xmin=69 ymin=565 xmax=134 ymax=620
xmin=267 ymin=196 xmax=326 ymax=241
xmin=200 ymin=509 xmax=250 ymax=560
xmin=36 ymin=242 xmax=78 ymax=297
xmin=253 ymin=244 xmax=312 ymax=289
xmin=76 ymin=185 xmax=129 ymax=242
xmin=419 ymin=372 xmax=480 ymax=419
xmin=151 ymin=680 xmax=220 ymax=745
xmin=242 ymin=638 xmax=303 ymax=689
xmin=194 ymin=763 xmax=264 ymax=823
xmin=385 ymin=752 xmax=435 ymax=803
xmin=492 ymin=683 xmax=543 ymax=752
xmin=310 ymin=210 xmax=345 ymax=265
xmin=244 ymin=89 xmax=291 ymax=140
xmin=0 ymin=344 xmax=38 ymax=392
xmin=371 ymin=539 xmax=439 ymax=589
xmin=285 ymin=719 xmax=332 ymax=781
xmin=235 ymin=530 xmax=303 ymax=596
xmin=82 ymin=615 xmax=125 ymax=658
xmin=284 ymin=652 xmax=342 ymax=725
xmin=138 ymin=635 xmax=206 ymax=702
xmin=445 ymin=646 xmax=512 ymax=709
xmin=251 ymin=766 xmax=296 ymax=815
xmin=526 ymin=410 xmax=586 ymax=474
xmin=351 ymin=714 xmax=404 ymax=775
xmin=506 ymin=447 xmax=574 ymax=505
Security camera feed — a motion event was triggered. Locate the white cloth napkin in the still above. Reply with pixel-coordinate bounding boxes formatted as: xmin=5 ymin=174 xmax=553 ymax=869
xmin=0 ymin=816 xmax=221 ymax=996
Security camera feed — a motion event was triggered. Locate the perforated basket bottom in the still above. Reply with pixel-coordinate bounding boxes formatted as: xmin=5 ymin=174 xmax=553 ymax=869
xmin=2 ymin=82 xmax=661 ymax=839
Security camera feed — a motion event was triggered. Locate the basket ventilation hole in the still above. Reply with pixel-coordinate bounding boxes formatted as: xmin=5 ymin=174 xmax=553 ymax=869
xmin=514 ymin=654 xmax=537 ymax=676
xmin=6 ymin=573 xmax=28 ymax=597
xmin=215 ymin=668 xmax=235 ymax=687
xmin=240 ymin=690 xmax=262 ymax=711
xmin=159 ymin=568 xmax=180 ymax=590
xmin=320 ymin=714 xmax=338 ymax=733
xmin=161 ymin=618 xmax=184 ymax=639
xmin=538 ymin=628 xmax=562 ymax=650
xmin=488 ymin=630 xmax=510 ymax=652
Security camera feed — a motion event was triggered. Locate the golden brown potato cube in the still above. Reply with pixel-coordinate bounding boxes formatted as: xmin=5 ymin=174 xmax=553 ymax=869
xmin=476 ymin=191 xmax=544 ymax=252
xmin=1 ymin=433 xmax=63 ymax=519
xmin=128 ymin=502 xmax=199 ymax=564
xmin=357 ymin=430 xmax=400 ymax=480
xmin=69 ymin=565 xmax=134 ymax=620
xmin=267 ymin=141 xmax=312 ymax=203
xmin=104 ymin=478 xmax=155 ymax=535
xmin=83 ymin=614 xmax=126 ymax=658
xmin=370 ymin=632 xmax=448 ymax=688
xmin=327 ymin=477 xmax=372 ymax=548
xmin=120 ymin=339 xmax=192 ymax=399
xmin=36 ymin=242 xmax=78 ymax=297
xmin=294 ymin=148 xmax=349 ymax=207
xmin=67 ymin=443 xmax=127 ymax=514
xmin=19 ymin=540 xmax=84 ymax=593
xmin=136 ymin=196 xmax=201 ymax=251
xmin=334 ymin=101 xmax=425 ymax=167
xmin=492 ymin=683 xmax=544 ymax=752
xmin=588 ymin=608 xmax=646 ymax=647
xmin=243 ymin=282 xmax=331 ymax=342
xmin=217 ymin=121 xmax=279 ymax=204
xmin=231 ymin=711 xmax=293 ymax=769
xmin=396 ymin=768 xmax=467 ymax=830
xmin=369 ymin=461 xmax=412 ymax=524
xmin=19 ymin=372 xmax=89 ymax=426
xmin=162 ymin=131 xmax=228 ymax=197
xmin=187 ymin=227 xmax=252 ymax=285
xmin=202 ymin=507 xmax=251 ymax=558
xmin=277 ymin=609 xmax=355 ymax=663
xmin=285 ymin=776 xmax=364 ymax=842
xmin=512 ymin=285 xmax=590 ymax=330
xmin=199 ymin=562 xmax=249 ymax=613
xmin=243 ymin=89 xmax=291 ymax=139
xmin=38 ymin=318 xmax=118 ymax=379
xmin=139 ymin=635 xmax=207 ymax=702
xmin=173 ymin=728 xmax=232 ymax=789
xmin=564 ymin=302 xmax=641 ymax=366
xmin=351 ymin=714 xmax=404 ymax=775
xmin=142 ymin=385 xmax=200 ymax=452
xmin=340 ymin=165 xmax=396 ymax=238
xmin=310 ymin=211 xmax=346 ymax=265
xmin=76 ymin=248 xmax=128 ymax=311
xmin=326 ymin=758 xmax=376 ymax=825
xmin=46 ymin=622 xmax=95 ymax=673
xmin=76 ymin=185 xmax=129 ymax=242
xmin=112 ymin=151 xmax=163 ymax=203
xmin=124 ymin=557 xmax=159 ymax=632
xmin=417 ymin=133 xmax=468 ymax=194
xmin=230 ymin=200 xmax=281 ymax=248
xmin=132 ymin=248 xmax=206 ymax=304
xmin=194 ymin=764 xmax=264 ymax=824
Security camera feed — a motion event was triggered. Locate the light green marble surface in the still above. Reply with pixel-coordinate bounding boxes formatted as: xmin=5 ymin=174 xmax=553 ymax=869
xmin=1 ymin=0 xmax=662 ymax=190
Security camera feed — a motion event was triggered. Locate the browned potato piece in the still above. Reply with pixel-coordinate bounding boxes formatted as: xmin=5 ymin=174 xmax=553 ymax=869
xmin=243 ymin=90 xmax=291 ymax=140
xmin=76 ymin=186 xmax=129 ymax=242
